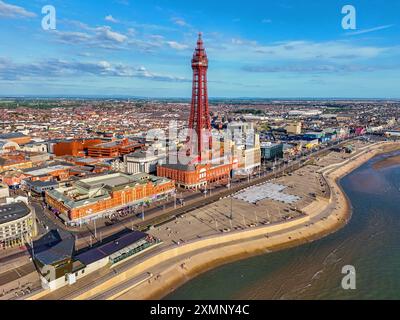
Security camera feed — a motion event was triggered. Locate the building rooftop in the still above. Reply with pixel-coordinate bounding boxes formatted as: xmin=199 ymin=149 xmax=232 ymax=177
xmin=90 ymin=139 xmax=140 ymax=149
xmin=25 ymin=180 xmax=58 ymax=188
xmin=0 ymin=202 xmax=31 ymax=225
xmin=126 ymin=150 xmax=162 ymax=160
xmin=47 ymin=172 xmax=172 ymax=210
xmin=75 ymin=230 xmax=148 ymax=266
xmin=23 ymin=164 xmax=72 ymax=177
xmin=261 ymin=142 xmax=282 ymax=148
xmin=75 ymin=172 xmax=169 ymax=190
xmin=33 ymin=230 xmax=75 ymax=266
xmin=0 ymin=132 xmax=28 ymax=140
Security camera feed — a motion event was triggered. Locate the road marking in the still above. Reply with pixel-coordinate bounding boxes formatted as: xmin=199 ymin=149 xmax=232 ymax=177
xmin=14 ymin=268 xmax=22 ymax=277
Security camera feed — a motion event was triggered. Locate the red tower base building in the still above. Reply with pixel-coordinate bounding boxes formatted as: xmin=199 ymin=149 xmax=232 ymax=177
xmin=157 ymin=34 xmax=235 ymax=189
xmin=157 ymin=162 xmax=232 ymax=189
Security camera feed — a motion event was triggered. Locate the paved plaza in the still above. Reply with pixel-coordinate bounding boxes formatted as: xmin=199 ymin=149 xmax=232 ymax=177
xmin=233 ymin=183 xmax=300 ymax=204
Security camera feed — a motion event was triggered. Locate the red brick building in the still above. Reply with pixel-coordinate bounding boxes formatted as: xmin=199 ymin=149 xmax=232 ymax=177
xmin=87 ymin=138 xmax=143 ymax=158
xmin=157 ymin=162 xmax=232 ymax=189
xmin=23 ymin=165 xmax=73 ymax=182
xmin=53 ymin=139 xmax=102 ymax=157
xmin=45 ymin=173 xmax=175 ymax=222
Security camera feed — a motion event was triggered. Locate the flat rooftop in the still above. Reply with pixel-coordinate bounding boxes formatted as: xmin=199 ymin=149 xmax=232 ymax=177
xmin=75 ymin=230 xmax=148 ymax=266
xmin=25 ymin=180 xmax=58 ymax=187
xmin=47 ymin=172 xmax=172 ymax=210
xmin=76 ymin=172 xmax=169 ymax=189
xmin=82 ymin=174 xmax=135 ymax=188
xmin=91 ymin=140 xmax=140 ymax=149
xmin=0 ymin=132 xmax=28 ymax=139
xmin=24 ymin=165 xmax=72 ymax=177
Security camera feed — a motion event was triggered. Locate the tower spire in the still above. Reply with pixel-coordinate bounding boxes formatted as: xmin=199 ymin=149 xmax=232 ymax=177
xmin=187 ymin=33 xmax=212 ymax=162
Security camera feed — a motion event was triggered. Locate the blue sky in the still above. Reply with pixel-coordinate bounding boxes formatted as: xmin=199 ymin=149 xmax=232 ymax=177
xmin=0 ymin=0 xmax=399 ymax=98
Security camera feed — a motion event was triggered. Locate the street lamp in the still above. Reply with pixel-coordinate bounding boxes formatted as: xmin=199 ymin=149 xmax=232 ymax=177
xmin=174 ymin=192 xmax=177 ymax=209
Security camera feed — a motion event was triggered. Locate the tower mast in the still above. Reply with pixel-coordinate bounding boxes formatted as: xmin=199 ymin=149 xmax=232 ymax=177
xmin=187 ymin=33 xmax=212 ymax=162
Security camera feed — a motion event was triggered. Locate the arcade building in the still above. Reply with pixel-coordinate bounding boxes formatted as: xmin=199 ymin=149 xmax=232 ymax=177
xmin=45 ymin=172 xmax=175 ymax=224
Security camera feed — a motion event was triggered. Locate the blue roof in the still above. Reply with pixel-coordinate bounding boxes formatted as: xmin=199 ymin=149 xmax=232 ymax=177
xmin=75 ymin=230 xmax=147 ymax=266
xmin=0 ymin=132 xmax=27 ymax=139
xmin=33 ymin=230 xmax=75 ymax=266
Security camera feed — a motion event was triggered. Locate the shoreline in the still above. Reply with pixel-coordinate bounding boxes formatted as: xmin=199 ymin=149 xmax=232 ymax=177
xmin=117 ymin=141 xmax=399 ymax=300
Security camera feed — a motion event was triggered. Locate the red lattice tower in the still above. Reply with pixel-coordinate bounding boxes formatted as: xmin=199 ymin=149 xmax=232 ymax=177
xmin=187 ymin=33 xmax=212 ymax=162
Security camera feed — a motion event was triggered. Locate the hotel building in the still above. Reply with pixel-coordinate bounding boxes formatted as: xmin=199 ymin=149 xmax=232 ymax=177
xmin=53 ymin=139 xmax=102 ymax=157
xmin=0 ymin=202 xmax=37 ymax=249
xmin=125 ymin=149 xmax=166 ymax=175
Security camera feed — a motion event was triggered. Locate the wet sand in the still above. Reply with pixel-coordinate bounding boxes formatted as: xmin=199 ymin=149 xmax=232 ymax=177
xmin=373 ymin=154 xmax=400 ymax=170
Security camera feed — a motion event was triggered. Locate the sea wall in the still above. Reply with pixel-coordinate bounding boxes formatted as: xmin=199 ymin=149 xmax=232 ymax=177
xmin=72 ymin=214 xmax=310 ymax=300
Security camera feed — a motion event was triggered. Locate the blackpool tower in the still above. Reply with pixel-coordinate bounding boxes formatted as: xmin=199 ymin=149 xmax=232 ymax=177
xmin=157 ymin=33 xmax=233 ymax=190
xmin=187 ymin=33 xmax=212 ymax=162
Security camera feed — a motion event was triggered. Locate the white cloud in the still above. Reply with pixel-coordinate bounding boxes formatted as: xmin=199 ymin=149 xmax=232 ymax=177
xmin=105 ymin=15 xmax=119 ymax=23
xmin=231 ymin=38 xmax=258 ymax=46
xmin=242 ymin=64 xmax=395 ymax=74
xmin=55 ymin=19 xmax=185 ymax=52
xmin=262 ymin=19 xmax=272 ymax=23
xmin=172 ymin=17 xmax=188 ymax=27
xmin=0 ymin=57 xmax=189 ymax=82
xmin=220 ymin=39 xmax=388 ymax=62
xmin=0 ymin=0 xmax=36 ymax=18
xmin=54 ymin=31 xmax=92 ymax=44
xmin=52 ymin=26 xmax=128 ymax=49
xmin=166 ymin=41 xmax=189 ymax=50
xmin=96 ymin=26 xmax=127 ymax=43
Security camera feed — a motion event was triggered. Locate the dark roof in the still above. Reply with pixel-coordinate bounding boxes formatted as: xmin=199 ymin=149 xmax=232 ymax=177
xmin=33 ymin=230 xmax=75 ymax=266
xmin=75 ymin=230 xmax=147 ymax=266
xmin=0 ymin=202 xmax=31 ymax=225
xmin=160 ymin=162 xmax=196 ymax=171
xmin=25 ymin=180 xmax=58 ymax=187
xmin=0 ymin=132 xmax=27 ymax=139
